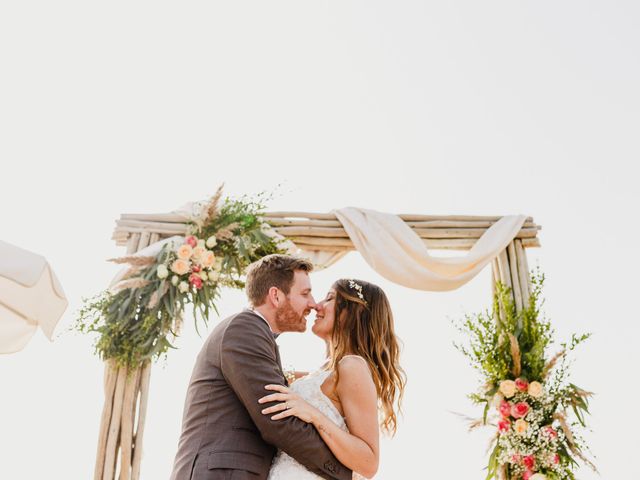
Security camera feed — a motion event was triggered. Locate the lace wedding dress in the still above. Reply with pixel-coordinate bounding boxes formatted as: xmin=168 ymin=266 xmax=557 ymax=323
xmin=267 ymin=369 xmax=365 ymax=480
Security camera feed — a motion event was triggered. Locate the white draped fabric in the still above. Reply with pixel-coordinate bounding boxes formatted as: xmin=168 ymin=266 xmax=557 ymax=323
xmin=0 ymin=241 xmax=68 ymax=354
xmin=298 ymin=208 xmax=526 ymax=291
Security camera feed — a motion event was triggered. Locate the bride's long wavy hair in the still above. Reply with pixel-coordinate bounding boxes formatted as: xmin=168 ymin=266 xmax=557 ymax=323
xmin=327 ymin=279 xmax=406 ymax=435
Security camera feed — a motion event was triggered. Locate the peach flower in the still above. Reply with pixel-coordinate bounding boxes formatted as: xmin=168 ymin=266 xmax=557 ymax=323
xmin=171 ymin=259 xmax=190 ymax=275
xmin=528 ymin=381 xmax=543 ymax=398
xmin=202 ymin=251 xmax=216 ymax=268
xmin=177 ymin=244 xmax=193 ymax=260
xmin=499 ymin=380 xmax=516 ymax=398
xmin=514 ymin=419 xmax=529 ymax=434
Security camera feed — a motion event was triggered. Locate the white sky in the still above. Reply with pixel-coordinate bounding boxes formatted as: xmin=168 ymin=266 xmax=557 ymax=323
xmin=1 ymin=1 xmax=639 ymax=478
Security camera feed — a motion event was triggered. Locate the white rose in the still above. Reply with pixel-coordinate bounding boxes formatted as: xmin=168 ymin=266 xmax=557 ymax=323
xmin=530 ymin=475 xmax=547 ymax=480
xmin=197 ymin=239 xmax=206 ymax=249
xmin=171 ymin=275 xmax=179 ymax=286
xmin=178 ymin=281 xmax=190 ymax=293
xmin=499 ymin=380 xmax=516 ymax=399
xmin=528 ymin=381 xmax=544 ymax=398
xmin=156 ymin=264 xmax=169 ymax=279
xmin=208 ymin=270 xmax=220 ymax=282
xmin=206 ymin=236 xmax=217 ymax=248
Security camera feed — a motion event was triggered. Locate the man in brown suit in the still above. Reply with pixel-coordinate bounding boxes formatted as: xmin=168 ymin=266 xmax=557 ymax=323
xmin=170 ymin=254 xmax=351 ymax=480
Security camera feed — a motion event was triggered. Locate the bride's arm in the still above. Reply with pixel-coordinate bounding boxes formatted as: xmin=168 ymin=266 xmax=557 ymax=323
xmin=260 ymin=357 xmax=379 ymax=478
xmin=312 ymin=357 xmax=379 ymax=478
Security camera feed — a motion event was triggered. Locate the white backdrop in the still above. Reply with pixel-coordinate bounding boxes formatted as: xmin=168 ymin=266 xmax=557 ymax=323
xmin=1 ymin=1 xmax=639 ymax=478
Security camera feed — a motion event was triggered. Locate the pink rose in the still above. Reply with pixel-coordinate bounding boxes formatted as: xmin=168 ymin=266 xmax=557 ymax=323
xmin=554 ymin=454 xmax=560 ymax=464
xmin=499 ymin=400 xmax=512 ymax=418
xmin=498 ymin=420 xmax=510 ymax=433
xmin=511 ymin=454 xmax=522 ymax=464
xmin=545 ymin=426 xmax=558 ymax=438
xmin=189 ymin=273 xmax=203 ymax=289
xmin=511 ymin=402 xmax=530 ymax=419
xmin=522 ymin=470 xmax=534 ymax=480
xmin=185 ymin=236 xmax=198 ymax=248
xmin=515 ymin=378 xmax=529 ymax=392
xmin=523 ymin=455 xmax=535 ymax=469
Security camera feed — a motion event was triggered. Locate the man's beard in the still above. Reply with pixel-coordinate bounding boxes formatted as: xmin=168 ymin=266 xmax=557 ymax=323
xmin=274 ymin=298 xmax=308 ymax=332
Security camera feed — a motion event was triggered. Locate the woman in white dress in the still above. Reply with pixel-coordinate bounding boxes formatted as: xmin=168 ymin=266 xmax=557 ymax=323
xmin=259 ymin=279 xmax=406 ymax=479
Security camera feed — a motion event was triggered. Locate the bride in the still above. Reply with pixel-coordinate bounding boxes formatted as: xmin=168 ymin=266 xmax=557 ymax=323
xmin=259 ymin=279 xmax=406 ymax=479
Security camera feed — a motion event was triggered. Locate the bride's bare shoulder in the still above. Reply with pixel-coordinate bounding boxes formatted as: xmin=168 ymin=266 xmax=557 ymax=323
xmin=337 ymin=355 xmax=375 ymax=387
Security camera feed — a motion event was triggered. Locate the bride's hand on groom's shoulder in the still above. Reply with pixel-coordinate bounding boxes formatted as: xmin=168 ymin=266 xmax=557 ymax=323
xmin=259 ymin=384 xmax=318 ymax=424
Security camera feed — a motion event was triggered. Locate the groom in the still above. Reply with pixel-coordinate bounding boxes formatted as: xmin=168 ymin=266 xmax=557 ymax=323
xmin=170 ymin=254 xmax=351 ymax=480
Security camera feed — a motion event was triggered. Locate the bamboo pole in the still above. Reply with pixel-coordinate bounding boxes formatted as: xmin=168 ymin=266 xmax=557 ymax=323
xmin=120 ymin=213 xmax=188 ymax=223
xmin=94 ymin=361 xmax=118 ymax=480
xmin=264 ymin=218 xmax=539 ymax=229
xmin=507 ymin=242 xmax=523 ymax=313
xmin=265 ymin=211 xmax=534 ymax=222
xmin=493 ymin=254 xmax=510 ymax=323
xmin=126 ymin=234 xmax=141 ymax=256
xmin=293 ymin=237 xmax=541 ymax=251
xmin=274 ymin=226 xmax=540 ymax=239
xmin=514 ymin=239 xmax=531 ymax=302
xmin=116 ymin=219 xmax=188 ymax=233
xmin=103 ymin=366 xmax=127 ymax=480
xmin=138 ymin=232 xmax=151 ymax=251
xmin=121 ymin=210 xmax=535 ymax=224
xmin=496 ymin=249 xmax=513 ymax=292
xmin=119 ymin=368 xmax=140 ymax=480
xmin=113 ymin=226 xmax=187 ymax=237
xmin=131 ymin=362 xmax=152 ymax=480
xmin=491 ymin=259 xmax=499 ymax=297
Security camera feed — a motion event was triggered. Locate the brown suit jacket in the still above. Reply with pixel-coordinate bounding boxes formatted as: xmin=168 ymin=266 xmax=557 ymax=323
xmin=170 ymin=310 xmax=352 ymax=480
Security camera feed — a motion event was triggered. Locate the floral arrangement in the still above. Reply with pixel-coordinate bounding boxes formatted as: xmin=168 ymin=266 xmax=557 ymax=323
xmin=455 ymin=272 xmax=595 ymax=480
xmin=76 ymin=186 xmax=293 ymax=369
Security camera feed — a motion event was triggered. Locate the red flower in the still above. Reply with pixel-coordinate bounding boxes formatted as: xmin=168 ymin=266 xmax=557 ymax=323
xmin=522 ymin=470 xmax=534 ymax=480
xmin=515 ymin=378 xmax=529 ymax=392
xmin=554 ymin=454 xmax=560 ymax=464
xmin=192 ymin=265 xmax=201 ymax=273
xmin=499 ymin=400 xmax=512 ymax=418
xmin=498 ymin=420 xmax=510 ymax=433
xmin=523 ymin=455 xmax=535 ymax=470
xmin=189 ymin=273 xmax=203 ymax=289
xmin=185 ymin=236 xmax=198 ymax=248
xmin=511 ymin=402 xmax=530 ymax=419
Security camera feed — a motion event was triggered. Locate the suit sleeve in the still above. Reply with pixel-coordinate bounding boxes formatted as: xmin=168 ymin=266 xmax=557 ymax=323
xmin=220 ymin=317 xmax=352 ymax=480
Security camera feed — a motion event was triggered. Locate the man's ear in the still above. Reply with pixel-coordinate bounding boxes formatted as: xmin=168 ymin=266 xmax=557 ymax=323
xmin=267 ymin=286 xmax=281 ymax=307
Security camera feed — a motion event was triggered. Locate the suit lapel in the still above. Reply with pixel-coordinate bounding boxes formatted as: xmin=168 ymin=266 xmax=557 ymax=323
xmin=273 ymin=342 xmax=289 ymax=386
xmin=244 ymin=309 xmax=289 ymax=386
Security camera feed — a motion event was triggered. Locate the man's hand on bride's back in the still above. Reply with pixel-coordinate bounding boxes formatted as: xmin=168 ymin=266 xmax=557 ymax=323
xmin=258 ymin=384 xmax=319 ymax=424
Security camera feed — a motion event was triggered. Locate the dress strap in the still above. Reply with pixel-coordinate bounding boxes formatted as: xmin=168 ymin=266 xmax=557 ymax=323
xmin=339 ymin=354 xmax=367 ymax=364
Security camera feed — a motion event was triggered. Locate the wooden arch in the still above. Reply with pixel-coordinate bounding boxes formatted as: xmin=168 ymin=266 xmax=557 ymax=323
xmin=95 ymin=210 xmax=541 ymax=480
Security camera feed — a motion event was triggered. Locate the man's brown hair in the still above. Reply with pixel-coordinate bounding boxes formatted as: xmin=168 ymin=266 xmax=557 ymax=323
xmin=245 ymin=254 xmax=314 ymax=307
